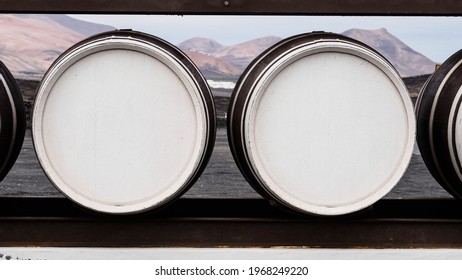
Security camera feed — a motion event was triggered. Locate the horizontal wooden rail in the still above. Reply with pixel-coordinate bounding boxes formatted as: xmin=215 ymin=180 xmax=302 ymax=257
xmin=0 ymin=197 xmax=462 ymax=248
xmin=1 ymin=0 xmax=462 ymax=252
xmin=1 ymin=0 xmax=462 ymax=15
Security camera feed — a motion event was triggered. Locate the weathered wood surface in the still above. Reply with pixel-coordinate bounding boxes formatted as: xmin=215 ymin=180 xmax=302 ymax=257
xmin=2 ymin=0 xmax=462 ymax=16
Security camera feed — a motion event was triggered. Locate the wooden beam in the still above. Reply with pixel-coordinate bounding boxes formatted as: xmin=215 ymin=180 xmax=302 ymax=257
xmin=1 ymin=0 xmax=462 ymax=16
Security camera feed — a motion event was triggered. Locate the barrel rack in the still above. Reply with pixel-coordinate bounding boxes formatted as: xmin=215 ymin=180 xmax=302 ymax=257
xmin=2 ymin=0 xmax=462 ymax=250
xmin=1 ymin=197 xmax=462 ymax=248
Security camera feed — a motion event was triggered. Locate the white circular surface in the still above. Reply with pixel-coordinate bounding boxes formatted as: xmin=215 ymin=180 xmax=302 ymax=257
xmin=245 ymin=48 xmax=414 ymax=215
xmin=34 ymin=45 xmax=206 ymax=214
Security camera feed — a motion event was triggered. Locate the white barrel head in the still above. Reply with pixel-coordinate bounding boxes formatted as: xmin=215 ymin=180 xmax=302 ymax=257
xmin=33 ymin=30 xmax=216 ymax=214
xmin=228 ymin=32 xmax=415 ymax=216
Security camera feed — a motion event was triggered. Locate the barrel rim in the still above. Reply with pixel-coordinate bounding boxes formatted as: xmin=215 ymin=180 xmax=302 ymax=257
xmin=415 ymin=48 xmax=462 ymax=199
xmin=32 ymin=30 xmax=216 ymax=215
xmin=228 ymin=32 xmax=395 ymax=201
xmin=0 ymin=61 xmax=26 ymax=182
xmin=229 ymin=32 xmax=415 ymax=216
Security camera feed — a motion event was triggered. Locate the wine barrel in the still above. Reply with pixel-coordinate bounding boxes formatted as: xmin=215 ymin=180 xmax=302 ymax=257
xmin=0 ymin=61 xmax=26 ymax=182
xmin=32 ymin=30 xmax=216 ymax=214
xmin=228 ymin=32 xmax=415 ymax=216
xmin=415 ymin=49 xmax=462 ymax=199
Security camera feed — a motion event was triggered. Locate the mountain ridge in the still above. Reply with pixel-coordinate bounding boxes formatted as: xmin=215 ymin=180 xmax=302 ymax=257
xmin=177 ymin=30 xmax=435 ymax=78
xmin=178 ymin=37 xmax=226 ymax=54
xmin=0 ymin=14 xmax=114 ymax=79
xmin=0 ymin=14 xmax=436 ymax=79
xmin=342 ymin=28 xmax=435 ymax=77
xmin=213 ymin=36 xmax=282 ymax=71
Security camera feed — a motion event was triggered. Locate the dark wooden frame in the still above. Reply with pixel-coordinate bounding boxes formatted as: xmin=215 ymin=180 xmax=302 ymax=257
xmin=1 ymin=0 xmax=462 ymax=249
xmin=1 ymin=197 xmax=462 ymax=248
xmin=1 ymin=0 xmax=462 ymax=16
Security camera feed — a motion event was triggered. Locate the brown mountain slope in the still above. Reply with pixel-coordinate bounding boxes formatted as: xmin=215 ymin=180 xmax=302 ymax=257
xmin=0 ymin=15 xmax=85 ymax=78
xmin=184 ymin=50 xmax=241 ymax=77
xmin=214 ymin=36 xmax=282 ymax=70
xmin=178 ymin=37 xmax=226 ymax=54
xmin=0 ymin=15 xmax=436 ymax=80
xmin=181 ymin=32 xmax=435 ymax=78
xmin=0 ymin=14 xmax=113 ymax=79
xmin=342 ymin=28 xmax=435 ymax=77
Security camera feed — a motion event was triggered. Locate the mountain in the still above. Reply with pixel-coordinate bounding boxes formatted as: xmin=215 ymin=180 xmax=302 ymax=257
xmin=342 ymin=28 xmax=435 ymax=77
xmin=0 ymin=15 xmax=435 ymax=80
xmin=184 ymin=50 xmax=241 ymax=78
xmin=0 ymin=14 xmax=114 ymax=79
xmin=178 ymin=37 xmax=226 ymax=54
xmin=178 ymin=36 xmax=282 ymax=78
xmin=179 ymin=31 xmax=435 ymax=79
xmin=214 ymin=36 xmax=282 ymax=70
xmin=15 ymin=14 xmax=114 ymax=37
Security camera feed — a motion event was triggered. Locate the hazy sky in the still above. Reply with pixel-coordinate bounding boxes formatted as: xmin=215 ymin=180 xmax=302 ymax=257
xmin=70 ymin=15 xmax=462 ymax=63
